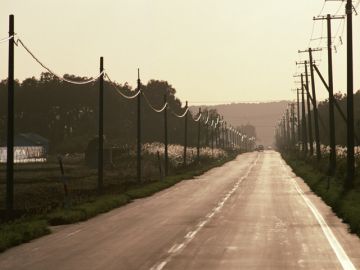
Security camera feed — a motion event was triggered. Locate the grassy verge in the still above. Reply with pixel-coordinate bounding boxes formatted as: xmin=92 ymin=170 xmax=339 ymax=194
xmin=0 ymin=153 xmax=237 ymax=252
xmin=283 ymin=153 xmax=360 ymax=236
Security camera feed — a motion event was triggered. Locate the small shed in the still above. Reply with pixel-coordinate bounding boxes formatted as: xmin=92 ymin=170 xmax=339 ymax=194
xmin=0 ymin=133 xmax=49 ymax=163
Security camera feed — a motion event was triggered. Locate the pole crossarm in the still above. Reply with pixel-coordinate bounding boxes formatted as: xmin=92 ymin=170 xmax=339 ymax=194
xmin=298 ymin=48 xmax=323 ymax=53
xmin=313 ymin=15 xmax=345 ymax=21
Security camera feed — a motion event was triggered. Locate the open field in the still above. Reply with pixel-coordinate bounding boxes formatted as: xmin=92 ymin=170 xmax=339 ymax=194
xmin=0 ymin=143 xmax=229 ymax=220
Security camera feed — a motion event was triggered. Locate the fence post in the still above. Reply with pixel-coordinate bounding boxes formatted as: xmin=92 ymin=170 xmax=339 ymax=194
xmin=183 ymin=101 xmax=188 ymax=165
xmin=137 ymin=69 xmax=142 ymax=182
xmin=164 ymin=94 xmax=168 ymax=176
xmin=6 ymin=14 xmax=15 ymax=212
xmin=197 ymin=108 xmax=201 ymax=161
xmin=98 ymin=57 xmax=104 ymax=192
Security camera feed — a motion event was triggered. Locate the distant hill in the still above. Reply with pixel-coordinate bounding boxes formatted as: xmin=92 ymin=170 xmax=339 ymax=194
xmin=191 ymin=101 xmax=290 ymax=147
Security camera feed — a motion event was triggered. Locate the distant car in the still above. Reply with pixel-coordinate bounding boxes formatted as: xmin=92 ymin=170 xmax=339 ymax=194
xmin=257 ymin=145 xmax=264 ymax=152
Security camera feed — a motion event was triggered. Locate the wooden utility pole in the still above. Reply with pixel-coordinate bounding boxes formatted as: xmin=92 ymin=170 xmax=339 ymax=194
xmin=6 ymin=14 xmax=14 ymax=212
xmin=164 ymin=94 xmax=168 ymax=176
xmin=98 ymin=57 xmax=104 ymax=192
xmin=314 ymin=14 xmax=344 ymax=174
xmin=286 ymin=108 xmax=291 ymax=149
xmin=304 ymin=61 xmax=314 ymax=156
xmin=296 ymin=88 xmax=301 ymax=148
xmin=197 ymin=108 xmax=201 ymax=161
xmin=290 ymin=103 xmax=296 ymax=148
xmin=183 ymin=101 xmax=188 ymax=165
xmin=346 ymin=0 xmax=355 ymax=187
xmin=301 ymin=74 xmax=308 ymax=155
xmin=137 ymin=69 xmax=142 ymax=182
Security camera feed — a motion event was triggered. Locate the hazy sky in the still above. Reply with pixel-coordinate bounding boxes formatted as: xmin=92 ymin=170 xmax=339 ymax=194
xmin=1 ymin=0 xmax=359 ymax=105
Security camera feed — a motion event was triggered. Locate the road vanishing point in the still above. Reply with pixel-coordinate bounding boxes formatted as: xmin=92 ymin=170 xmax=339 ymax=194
xmin=1 ymin=151 xmax=360 ymax=270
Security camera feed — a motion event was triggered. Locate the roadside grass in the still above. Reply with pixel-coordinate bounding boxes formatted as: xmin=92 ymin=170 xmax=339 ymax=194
xmin=0 ymin=149 xmax=239 ymax=252
xmin=283 ymin=153 xmax=360 ymax=236
xmin=0 ymin=219 xmax=50 ymax=252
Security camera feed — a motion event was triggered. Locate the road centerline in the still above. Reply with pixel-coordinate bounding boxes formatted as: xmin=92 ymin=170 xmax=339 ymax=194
xmin=150 ymin=153 xmax=260 ymax=270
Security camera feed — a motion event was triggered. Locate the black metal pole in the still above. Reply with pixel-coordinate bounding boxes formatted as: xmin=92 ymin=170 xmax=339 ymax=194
xmin=183 ymin=101 xmax=188 ymax=165
xmin=164 ymin=94 xmax=168 ymax=176
xmin=98 ymin=57 xmax=104 ymax=192
xmin=346 ymin=0 xmax=354 ymax=187
xmin=309 ymin=49 xmax=321 ymax=160
xmin=6 ymin=14 xmax=14 ymax=212
xmin=137 ymin=69 xmax=142 ymax=182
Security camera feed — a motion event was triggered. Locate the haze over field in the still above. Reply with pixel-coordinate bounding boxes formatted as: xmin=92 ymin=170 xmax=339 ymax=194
xmin=192 ymin=101 xmax=289 ymax=146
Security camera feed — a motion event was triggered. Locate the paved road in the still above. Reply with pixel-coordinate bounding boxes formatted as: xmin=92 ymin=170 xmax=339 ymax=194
xmin=1 ymin=151 xmax=360 ymax=269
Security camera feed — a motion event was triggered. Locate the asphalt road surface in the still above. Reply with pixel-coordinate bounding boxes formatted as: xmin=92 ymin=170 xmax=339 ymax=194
xmin=1 ymin=151 xmax=360 ymax=270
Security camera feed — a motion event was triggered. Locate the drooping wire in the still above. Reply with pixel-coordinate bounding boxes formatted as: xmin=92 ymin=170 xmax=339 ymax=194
xmin=171 ymin=107 xmax=190 ymax=118
xmin=142 ymin=91 xmax=168 ymax=113
xmin=105 ymin=73 xmax=141 ymax=99
xmin=15 ymin=38 xmax=103 ymax=85
xmin=204 ymin=113 xmax=210 ymax=125
xmin=308 ymin=21 xmax=316 ymax=47
xmin=318 ymin=20 xmax=325 ymax=48
xmin=334 ymin=18 xmax=346 ymax=50
xmin=192 ymin=112 xmax=202 ymax=122
xmin=0 ymin=35 xmax=15 ymax=44
xmin=317 ymin=1 xmax=326 ymax=16
xmin=334 ymin=1 xmax=345 ymax=15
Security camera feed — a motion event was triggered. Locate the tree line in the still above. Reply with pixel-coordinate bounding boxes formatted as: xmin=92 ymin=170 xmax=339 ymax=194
xmin=0 ymin=72 xmax=256 ymax=154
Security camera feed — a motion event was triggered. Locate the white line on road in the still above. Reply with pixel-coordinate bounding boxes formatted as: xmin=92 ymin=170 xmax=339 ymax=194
xmin=150 ymin=154 xmax=260 ymax=270
xmin=281 ymin=161 xmax=356 ymax=270
xmin=66 ymin=229 xmax=82 ymax=238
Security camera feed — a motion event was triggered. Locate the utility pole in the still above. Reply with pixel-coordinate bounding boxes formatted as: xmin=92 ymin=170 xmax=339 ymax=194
xmin=314 ymin=14 xmax=344 ymax=174
xmin=296 ymin=88 xmax=301 ymax=148
xmin=183 ymin=101 xmax=188 ymax=165
xmin=222 ymin=116 xmax=225 ymax=149
xmin=6 ymin=14 xmax=14 ymax=212
xmin=298 ymin=48 xmax=322 ymax=160
xmin=197 ymin=108 xmax=201 ymax=161
xmin=98 ymin=57 xmax=104 ymax=192
xmin=286 ymin=108 xmax=291 ymax=150
xmin=291 ymin=103 xmax=296 ymax=148
xmin=137 ymin=69 xmax=142 ymax=182
xmin=295 ymin=66 xmax=312 ymax=156
xmin=304 ymin=61 xmax=314 ymax=156
xmin=346 ymin=0 xmax=355 ymax=187
xmin=301 ymin=74 xmax=308 ymax=155
xmin=164 ymin=94 xmax=168 ymax=176
xmin=211 ymin=120 xmax=214 ymax=155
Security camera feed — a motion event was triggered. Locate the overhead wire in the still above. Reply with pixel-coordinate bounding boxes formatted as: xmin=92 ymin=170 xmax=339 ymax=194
xmin=192 ymin=112 xmax=202 ymax=122
xmin=0 ymin=35 xmax=15 ymax=44
xmin=15 ymin=38 xmax=103 ymax=85
xmin=171 ymin=107 xmax=190 ymax=118
xmin=5 ymin=34 xmax=229 ymax=133
xmin=105 ymin=73 xmax=141 ymax=99
xmin=142 ymin=91 xmax=168 ymax=113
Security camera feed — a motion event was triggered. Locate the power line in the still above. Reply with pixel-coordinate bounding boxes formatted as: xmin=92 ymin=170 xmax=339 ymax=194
xmin=105 ymin=73 xmax=141 ymax=99
xmin=15 ymin=37 xmax=104 ymax=85
xmin=141 ymin=91 xmax=168 ymax=113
